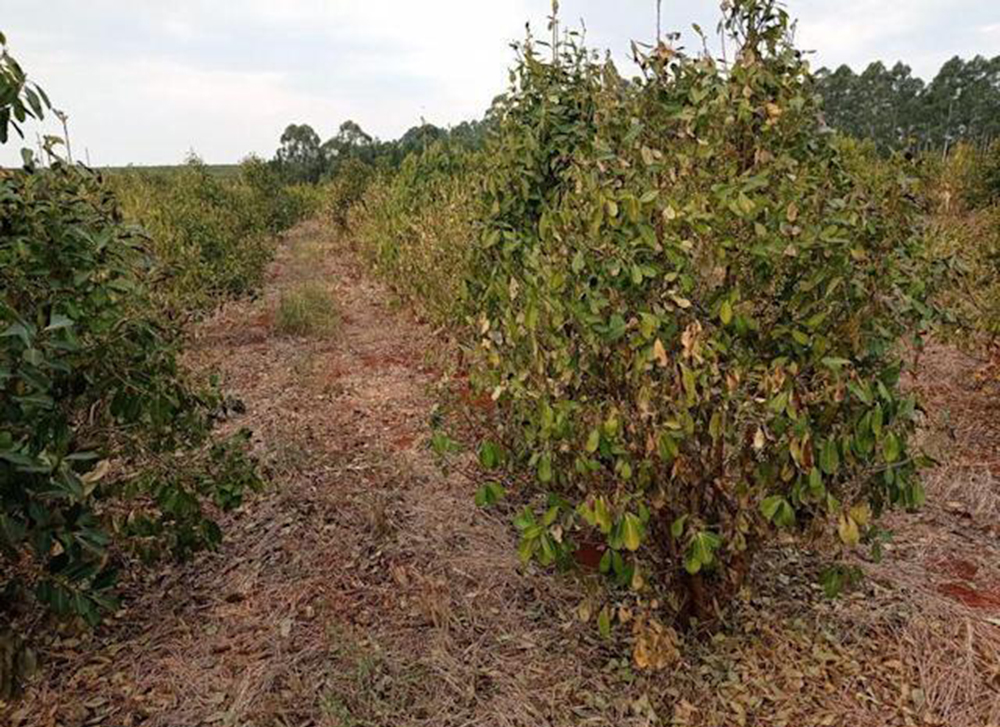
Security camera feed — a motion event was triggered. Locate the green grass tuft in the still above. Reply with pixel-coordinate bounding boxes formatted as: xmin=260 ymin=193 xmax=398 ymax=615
xmin=275 ymin=282 xmax=338 ymax=337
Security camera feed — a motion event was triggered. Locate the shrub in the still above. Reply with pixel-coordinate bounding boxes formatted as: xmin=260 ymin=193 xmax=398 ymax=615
xmin=467 ymin=1 xmax=934 ymax=623
xmin=240 ymin=154 xmax=323 ymax=232
xmin=970 ymin=140 xmax=1000 ymax=208
xmin=275 ymin=282 xmax=338 ymax=337
xmin=111 ymin=158 xmax=272 ymax=311
xmin=351 ymin=141 xmax=479 ymax=323
xmin=325 ymin=157 xmax=374 ymax=230
xmin=349 ymin=1 xmax=936 ymax=637
xmin=917 ymin=141 xmax=1000 ymax=346
xmin=921 ymin=141 xmax=1000 ymax=214
xmin=1 ymin=37 xmax=263 ymax=634
xmin=928 ymin=204 xmax=1000 ymax=342
xmin=110 ymin=155 xmax=318 ymax=317
xmin=0 ymin=160 xmax=258 ymax=624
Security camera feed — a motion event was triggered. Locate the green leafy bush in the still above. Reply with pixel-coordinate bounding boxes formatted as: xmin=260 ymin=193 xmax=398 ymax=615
xmin=928 ymin=204 xmax=1000 ymax=341
xmin=469 ymin=2 xmax=934 ymax=621
xmin=0 ymin=160 xmax=258 ymax=623
xmin=1 ymin=37 xmax=268 ymax=629
xmin=971 ymin=141 xmax=1000 ymax=208
xmin=354 ymin=1 xmax=936 ymax=632
xmin=922 ymin=141 xmax=1000 ymax=214
xmin=918 ymin=142 xmax=1000 ymax=343
xmin=325 ymin=157 xmax=374 ymax=230
xmin=239 ymin=154 xmax=323 ymax=233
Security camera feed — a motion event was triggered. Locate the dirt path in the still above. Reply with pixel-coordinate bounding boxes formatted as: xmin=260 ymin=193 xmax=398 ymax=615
xmin=5 ymin=222 xmax=1000 ymax=727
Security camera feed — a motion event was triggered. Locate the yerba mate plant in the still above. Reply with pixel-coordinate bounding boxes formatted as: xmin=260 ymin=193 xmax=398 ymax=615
xmin=1 ymin=35 xmax=259 ymax=628
xmin=468 ymin=0 xmax=933 ymax=632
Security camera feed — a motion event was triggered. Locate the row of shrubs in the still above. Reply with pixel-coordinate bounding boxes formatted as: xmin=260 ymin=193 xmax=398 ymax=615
xmin=109 ymin=156 xmax=322 ymax=314
xmin=921 ymin=143 xmax=1000 ymax=342
xmin=348 ymin=0 xmax=962 ymax=646
xmin=1 ymin=36 xmax=317 ymax=657
xmin=350 ymin=143 xmax=480 ymax=322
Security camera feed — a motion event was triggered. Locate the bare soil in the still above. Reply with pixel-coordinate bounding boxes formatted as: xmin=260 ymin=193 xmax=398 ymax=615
xmin=4 ymin=222 xmax=999 ymax=727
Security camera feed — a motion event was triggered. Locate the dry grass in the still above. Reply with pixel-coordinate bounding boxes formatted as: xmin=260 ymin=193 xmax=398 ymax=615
xmin=5 ymin=222 xmax=1000 ymax=727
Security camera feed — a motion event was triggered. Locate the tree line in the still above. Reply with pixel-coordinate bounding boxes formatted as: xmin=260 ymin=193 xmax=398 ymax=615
xmin=271 ymin=117 xmax=490 ymax=184
xmin=276 ymin=52 xmax=1000 ymax=178
xmin=815 ymin=55 xmax=1000 ymax=153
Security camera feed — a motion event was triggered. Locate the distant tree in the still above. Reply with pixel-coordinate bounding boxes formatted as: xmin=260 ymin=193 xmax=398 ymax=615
xmin=320 ymin=120 xmax=376 ymax=175
xmin=816 ymin=54 xmax=1000 ymax=153
xmin=274 ymin=123 xmax=323 ymax=182
xmin=271 ymin=114 xmax=491 ymax=183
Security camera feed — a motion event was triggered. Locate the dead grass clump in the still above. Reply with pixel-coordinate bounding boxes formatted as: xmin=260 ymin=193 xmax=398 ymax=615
xmin=275 ymin=282 xmax=338 ymax=337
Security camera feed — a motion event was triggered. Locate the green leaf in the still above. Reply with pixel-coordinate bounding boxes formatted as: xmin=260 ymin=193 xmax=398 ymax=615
xmin=768 ymin=390 xmax=789 ymax=414
xmin=593 ymin=498 xmax=612 ymax=534
xmin=478 ymin=440 xmax=501 ymax=469
xmin=820 ymin=567 xmax=846 ymax=598
xmin=760 ymin=495 xmax=784 ymax=522
xmin=622 ymin=512 xmax=643 ymax=551
xmin=597 ymin=605 xmax=611 ymax=638
xmin=760 ymin=495 xmax=796 ymax=528
xmin=1 ymin=322 xmax=32 ymax=347
xmin=24 ymin=86 xmax=43 ymax=118
xmin=599 ymin=548 xmax=612 ymax=573
xmin=657 ymin=432 xmax=678 ymax=462
xmin=474 ymin=482 xmax=505 ymax=508
xmin=542 ymin=505 xmax=559 ymax=526
xmin=872 ymin=405 xmax=884 ymax=437
xmin=837 ymin=514 xmax=860 ymax=546
xmin=518 ymin=536 xmax=536 ymax=563
xmin=681 ymin=365 xmax=697 ymax=403
xmin=513 ymin=508 xmax=535 ymax=531
xmin=538 ymin=534 xmax=556 ymax=565
xmin=848 ymin=381 xmax=873 ymax=405
xmin=671 ymin=515 xmax=687 ymax=539
xmin=719 ymin=300 xmax=733 ymax=325
xmin=537 ymin=453 xmax=553 ymax=483
xmin=685 ymin=531 xmax=721 ymax=574
xmin=820 ymin=439 xmax=840 ymax=475
xmin=808 ymin=467 xmax=825 ymax=498
xmin=821 ymin=357 xmax=850 ymax=372
xmin=883 ymin=432 xmax=900 ymax=463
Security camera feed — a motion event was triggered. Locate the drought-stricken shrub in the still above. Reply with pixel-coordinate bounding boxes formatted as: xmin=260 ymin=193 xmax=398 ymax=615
xmin=930 ymin=205 xmax=1000 ymax=343
xmin=919 ymin=142 xmax=1000 ymax=346
xmin=469 ymin=1 xmax=933 ymax=626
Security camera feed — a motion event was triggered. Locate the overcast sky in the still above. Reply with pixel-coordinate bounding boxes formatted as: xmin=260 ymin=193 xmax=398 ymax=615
xmin=2 ymin=1 xmax=998 ymax=166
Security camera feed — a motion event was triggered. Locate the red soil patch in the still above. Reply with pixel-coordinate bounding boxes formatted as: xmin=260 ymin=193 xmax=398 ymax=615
xmin=252 ymin=309 xmax=274 ymax=329
xmin=936 ymin=582 xmax=1000 ymax=610
xmin=393 ymin=433 xmax=416 ymax=451
xmin=932 ymin=556 xmax=980 ymax=582
xmin=573 ymin=544 xmax=606 ymax=571
xmin=452 ymin=379 xmax=496 ymax=414
xmin=359 ymin=351 xmax=415 ymax=371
